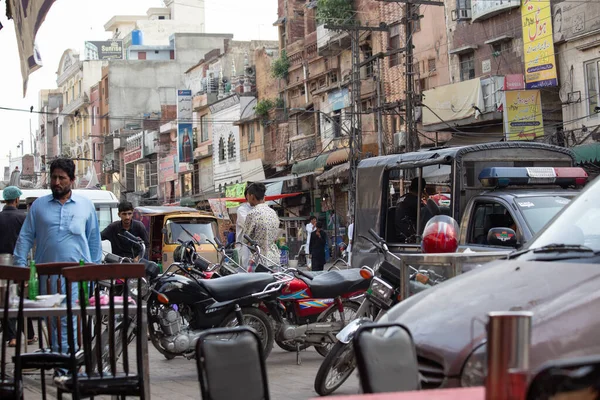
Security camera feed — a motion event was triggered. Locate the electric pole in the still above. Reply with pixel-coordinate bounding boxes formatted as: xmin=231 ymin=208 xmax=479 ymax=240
xmin=324 ymin=23 xmax=388 ymax=218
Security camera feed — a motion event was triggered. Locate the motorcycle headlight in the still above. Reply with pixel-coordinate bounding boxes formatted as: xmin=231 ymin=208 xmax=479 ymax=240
xmin=461 ymin=343 xmax=487 ymax=387
xmin=127 ymin=278 xmax=149 ymax=299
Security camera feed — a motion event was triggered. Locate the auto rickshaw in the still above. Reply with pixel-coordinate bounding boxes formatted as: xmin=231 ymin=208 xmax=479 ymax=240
xmin=133 ymin=206 xmax=219 ymax=266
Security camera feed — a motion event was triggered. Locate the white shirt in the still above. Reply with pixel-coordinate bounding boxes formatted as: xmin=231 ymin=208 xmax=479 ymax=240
xmin=236 ymin=202 xmax=254 ymax=267
xmin=306 ymin=222 xmax=316 ymax=250
xmin=348 ymin=223 xmax=354 ymax=247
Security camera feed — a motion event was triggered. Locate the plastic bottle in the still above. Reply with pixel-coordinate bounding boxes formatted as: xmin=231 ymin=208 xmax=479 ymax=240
xmin=79 ymin=259 xmax=90 ymax=306
xmin=28 ymin=260 xmax=39 ymax=300
xmin=157 ymin=261 xmax=163 ymax=274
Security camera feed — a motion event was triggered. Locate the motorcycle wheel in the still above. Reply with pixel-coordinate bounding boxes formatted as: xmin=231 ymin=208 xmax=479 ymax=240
xmin=314 ymin=301 xmax=360 ymax=357
xmin=147 ymin=299 xmax=178 ymax=360
xmin=314 ymin=340 xmax=356 ymax=396
xmin=220 ymin=307 xmax=274 ymax=359
xmin=89 ymin=318 xmax=127 ymax=372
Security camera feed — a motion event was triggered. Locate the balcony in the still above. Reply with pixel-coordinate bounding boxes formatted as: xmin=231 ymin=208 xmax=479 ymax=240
xmin=62 ymin=93 xmax=89 ymax=116
xmin=317 ymin=24 xmax=351 ymax=57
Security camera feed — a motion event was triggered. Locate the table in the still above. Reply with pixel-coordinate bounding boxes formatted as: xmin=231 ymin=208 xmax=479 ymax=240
xmin=310 ymin=387 xmax=485 ymax=400
xmin=2 ymin=305 xmax=150 ymax=400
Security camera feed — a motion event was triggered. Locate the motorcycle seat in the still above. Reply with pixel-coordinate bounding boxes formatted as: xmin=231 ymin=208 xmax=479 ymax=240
xmin=199 ymin=273 xmax=277 ymax=302
xmin=307 ymin=269 xmax=371 ymax=299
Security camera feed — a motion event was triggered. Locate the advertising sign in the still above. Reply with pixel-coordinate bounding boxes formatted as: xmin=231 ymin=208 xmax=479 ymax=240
xmin=225 ymin=182 xmax=247 ymax=208
xmin=552 ymin=1 xmax=599 ymax=43
xmin=159 ymin=155 xmax=178 ymax=182
xmin=472 ymin=0 xmax=520 ymax=22
xmin=521 ymin=0 xmax=558 ymax=89
xmin=208 ymin=199 xmax=230 ymax=220
xmin=85 ymin=40 xmax=124 ymax=60
xmin=177 ymin=89 xmax=194 ymax=163
xmin=124 ymin=132 xmax=143 ymax=164
xmin=504 ymin=90 xmax=545 ymax=141
xmin=504 ymin=74 xmax=526 ymax=91
xmin=328 ymin=88 xmax=350 ymax=111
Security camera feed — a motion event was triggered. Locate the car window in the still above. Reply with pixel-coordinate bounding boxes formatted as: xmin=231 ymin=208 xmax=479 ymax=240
xmin=96 ymin=206 xmax=113 ymax=232
xmin=468 ymin=201 xmax=516 ymax=245
xmin=527 ymin=179 xmax=600 ymax=252
xmin=514 ymin=196 xmax=572 ymax=234
xmin=166 ymin=218 xmax=216 ymax=245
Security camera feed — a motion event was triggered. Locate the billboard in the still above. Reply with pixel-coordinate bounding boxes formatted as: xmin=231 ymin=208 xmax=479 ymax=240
xmin=472 ymin=0 xmax=520 ymax=22
xmin=504 ymin=90 xmax=544 ymax=141
xmin=521 ymin=0 xmax=558 ymax=89
xmin=85 ymin=40 xmax=124 ymax=60
xmin=552 ymin=0 xmax=600 ymax=43
xmin=177 ymin=89 xmax=194 ymax=164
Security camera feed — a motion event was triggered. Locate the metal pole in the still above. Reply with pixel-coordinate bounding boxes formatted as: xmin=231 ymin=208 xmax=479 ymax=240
xmin=416 ymin=166 xmax=422 ymax=244
xmin=332 ymin=186 xmax=338 ymax=259
xmin=376 ymin=58 xmax=384 ymax=156
xmin=405 ymin=0 xmax=415 ymax=152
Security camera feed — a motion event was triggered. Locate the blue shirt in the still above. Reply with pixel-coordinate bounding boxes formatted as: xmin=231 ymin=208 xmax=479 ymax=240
xmin=13 ymin=193 xmax=102 ymax=266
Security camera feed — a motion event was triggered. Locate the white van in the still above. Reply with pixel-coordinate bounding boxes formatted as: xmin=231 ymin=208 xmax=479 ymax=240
xmin=0 ymin=188 xmax=120 ymax=232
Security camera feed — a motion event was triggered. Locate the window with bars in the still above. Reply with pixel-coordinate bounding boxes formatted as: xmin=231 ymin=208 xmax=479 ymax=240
xmin=227 ymin=133 xmax=235 ymax=159
xmin=249 ymin=124 xmax=255 ymax=144
xmin=459 ymin=53 xmax=475 ymax=81
xmin=389 ymin=24 xmax=401 ymax=68
xmin=428 ymin=58 xmax=436 ymax=74
xmin=585 ymin=58 xmax=600 ymax=117
xmin=218 ymin=137 xmax=226 ymax=161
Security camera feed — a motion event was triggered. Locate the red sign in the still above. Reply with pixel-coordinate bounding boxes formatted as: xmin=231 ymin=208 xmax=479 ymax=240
xmin=124 ymin=148 xmax=142 ymax=164
xmin=504 ymin=74 xmax=525 ymax=91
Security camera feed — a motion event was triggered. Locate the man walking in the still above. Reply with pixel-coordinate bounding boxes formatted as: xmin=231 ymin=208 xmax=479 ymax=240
xmin=0 ymin=186 xmax=35 ymax=346
xmin=243 ymin=183 xmax=281 ymax=268
xmin=14 ymin=158 xmax=102 ymax=356
xmin=305 ymin=216 xmax=317 ymax=268
xmin=101 ymin=201 xmax=149 ymax=260
xmin=236 ymin=185 xmax=254 ymax=269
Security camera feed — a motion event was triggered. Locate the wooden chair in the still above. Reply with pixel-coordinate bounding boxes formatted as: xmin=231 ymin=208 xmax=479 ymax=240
xmin=55 ymin=263 xmax=146 ymax=399
xmin=353 ymin=322 xmax=420 ymax=394
xmin=0 ymin=265 xmax=30 ymax=400
xmin=526 ymin=355 xmax=600 ymax=400
xmin=195 ymin=326 xmax=270 ymax=400
xmin=18 ymin=262 xmax=80 ymax=400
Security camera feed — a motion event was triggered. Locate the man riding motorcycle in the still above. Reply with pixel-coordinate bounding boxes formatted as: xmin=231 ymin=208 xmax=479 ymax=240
xmin=101 ymin=201 xmax=149 ymax=261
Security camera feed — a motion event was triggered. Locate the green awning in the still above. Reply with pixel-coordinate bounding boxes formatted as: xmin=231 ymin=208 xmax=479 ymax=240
xmin=291 ymin=153 xmax=330 ymax=175
xmin=573 ymin=143 xmax=600 ymax=164
xmin=180 ymin=197 xmax=198 ymax=207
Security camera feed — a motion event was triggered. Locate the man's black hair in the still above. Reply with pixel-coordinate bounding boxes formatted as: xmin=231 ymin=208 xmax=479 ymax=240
xmin=229 ymin=227 xmax=235 ymax=231
xmin=410 ymin=177 xmax=427 ymax=193
xmin=247 ymin=182 xmax=266 ymax=201
xmin=244 ymin=181 xmax=253 ymax=197
xmin=309 ymin=215 xmax=317 ymax=222
xmin=50 ymin=158 xmax=76 ymax=180
xmin=316 ymin=221 xmax=323 ymax=229
xmin=118 ymin=201 xmax=134 ymax=213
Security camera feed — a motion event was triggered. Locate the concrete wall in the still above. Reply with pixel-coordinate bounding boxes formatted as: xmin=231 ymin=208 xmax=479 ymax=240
xmin=108 ymin=33 xmax=232 ymax=132
xmin=212 ymin=99 xmax=242 ymax=189
xmin=129 ymin=49 xmax=172 ymax=60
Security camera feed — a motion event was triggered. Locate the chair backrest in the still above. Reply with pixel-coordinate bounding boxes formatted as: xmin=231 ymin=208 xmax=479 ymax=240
xmin=196 ymin=326 xmax=270 ymax=400
xmin=0 ymin=265 xmax=30 ymax=396
xmin=526 ymin=355 xmax=600 ymax=400
xmin=62 ymin=263 xmax=146 ymax=381
xmin=353 ymin=322 xmax=420 ymax=394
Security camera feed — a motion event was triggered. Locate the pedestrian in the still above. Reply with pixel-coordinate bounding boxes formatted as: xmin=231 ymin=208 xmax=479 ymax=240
xmin=243 ymin=183 xmax=281 ymax=268
xmin=101 ymin=201 xmax=149 ymax=260
xmin=309 ymin=221 xmax=327 ymax=271
xmin=236 ymin=184 xmax=254 ymax=269
xmin=347 ymin=217 xmax=354 ymax=267
xmin=305 ymin=216 xmax=317 ymax=267
xmin=13 ymin=158 xmax=102 ymax=366
xmin=226 ymin=227 xmax=236 ymax=247
xmin=0 ymin=186 xmax=36 ymax=347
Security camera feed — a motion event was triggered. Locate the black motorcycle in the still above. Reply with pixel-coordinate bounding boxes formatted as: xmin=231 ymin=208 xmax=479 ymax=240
xmin=146 ymin=242 xmax=293 ymax=360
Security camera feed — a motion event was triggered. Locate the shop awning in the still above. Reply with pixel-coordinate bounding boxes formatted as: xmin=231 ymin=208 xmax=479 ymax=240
xmin=260 ymin=171 xmax=315 ymax=184
xmin=291 ymin=152 xmax=333 ymax=175
xmin=573 ymin=142 xmax=600 ymax=164
xmin=326 ymin=148 xmax=350 ymax=166
xmin=222 ymin=192 xmax=302 ymax=203
xmin=317 ymin=162 xmax=350 ymax=183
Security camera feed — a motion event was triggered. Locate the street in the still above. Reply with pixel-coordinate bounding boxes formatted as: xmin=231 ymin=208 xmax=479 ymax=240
xmin=23 ymin=343 xmax=360 ymax=399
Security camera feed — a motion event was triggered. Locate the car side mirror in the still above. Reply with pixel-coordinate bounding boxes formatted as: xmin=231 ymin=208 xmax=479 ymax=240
xmin=487 ymin=227 xmax=518 ymax=247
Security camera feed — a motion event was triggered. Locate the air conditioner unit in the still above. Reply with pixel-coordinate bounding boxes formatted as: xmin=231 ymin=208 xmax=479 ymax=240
xmin=456 ymin=8 xmax=471 ymax=20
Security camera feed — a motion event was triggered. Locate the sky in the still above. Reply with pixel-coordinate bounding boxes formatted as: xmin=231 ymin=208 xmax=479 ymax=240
xmin=0 ymin=0 xmax=278 ymax=173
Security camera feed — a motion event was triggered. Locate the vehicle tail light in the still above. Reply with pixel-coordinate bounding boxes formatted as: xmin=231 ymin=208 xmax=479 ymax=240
xmin=360 ymin=267 xmax=374 ymax=279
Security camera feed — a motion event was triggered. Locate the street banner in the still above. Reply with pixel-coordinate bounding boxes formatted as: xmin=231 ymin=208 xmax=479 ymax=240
xmin=225 ymin=182 xmax=247 ymax=208
xmin=504 ymin=90 xmax=545 ymax=141
xmin=422 ymin=79 xmax=484 ymax=126
xmin=208 ymin=199 xmax=230 ymax=220
xmin=521 ymin=0 xmax=558 ymax=89
xmin=85 ymin=40 xmax=124 ymax=60
xmin=8 ymin=0 xmax=57 ymax=96
xmin=177 ymin=89 xmax=193 ymax=163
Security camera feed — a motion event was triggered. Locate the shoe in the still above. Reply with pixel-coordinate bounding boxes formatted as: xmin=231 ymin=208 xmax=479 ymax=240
xmin=8 ymin=339 xmax=17 ymax=347
xmin=27 ymin=336 xmax=38 ymax=345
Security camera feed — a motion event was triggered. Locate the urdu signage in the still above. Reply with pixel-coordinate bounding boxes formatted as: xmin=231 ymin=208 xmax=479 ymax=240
xmin=472 ymin=0 xmax=521 ymax=22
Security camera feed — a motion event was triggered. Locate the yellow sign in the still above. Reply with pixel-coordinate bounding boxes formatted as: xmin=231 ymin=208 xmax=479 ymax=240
xmin=504 ymin=90 xmax=544 ymax=141
xmin=225 ymin=182 xmax=247 ymax=208
xmin=521 ymin=0 xmax=558 ymax=88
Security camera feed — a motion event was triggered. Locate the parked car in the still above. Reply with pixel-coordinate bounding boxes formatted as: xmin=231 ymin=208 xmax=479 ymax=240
xmin=377 ymin=175 xmax=600 ymax=389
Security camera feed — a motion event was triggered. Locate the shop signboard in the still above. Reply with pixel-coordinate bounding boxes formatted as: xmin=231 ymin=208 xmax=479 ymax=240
xmin=177 ymin=89 xmax=194 ymax=163
xmin=521 ymin=0 xmax=558 ymax=89
xmin=504 ymin=89 xmax=545 ymax=140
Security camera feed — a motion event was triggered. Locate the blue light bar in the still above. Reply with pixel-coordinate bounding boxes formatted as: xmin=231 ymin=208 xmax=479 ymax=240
xmin=478 ymin=167 xmax=588 ymax=188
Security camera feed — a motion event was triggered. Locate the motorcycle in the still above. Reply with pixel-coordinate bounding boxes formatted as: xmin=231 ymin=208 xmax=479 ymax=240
xmin=313 ymin=228 xmax=445 ymax=396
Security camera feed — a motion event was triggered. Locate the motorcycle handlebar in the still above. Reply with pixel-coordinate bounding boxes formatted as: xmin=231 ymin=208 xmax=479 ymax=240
xmin=244 ymin=234 xmax=258 ymax=247
xmin=368 ymin=228 xmax=384 ymax=244
xmin=214 ymin=236 xmax=223 ymax=248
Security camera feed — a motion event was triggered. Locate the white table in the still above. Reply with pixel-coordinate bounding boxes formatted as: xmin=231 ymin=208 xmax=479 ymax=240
xmin=2 ymin=305 xmax=150 ymax=400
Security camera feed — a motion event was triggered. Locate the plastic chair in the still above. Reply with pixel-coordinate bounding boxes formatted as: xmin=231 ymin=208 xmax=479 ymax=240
xmin=353 ymin=322 xmax=420 ymax=394
xmin=196 ymin=326 xmax=270 ymax=400
xmin=0 ymin=265 xmax=30 ymax=400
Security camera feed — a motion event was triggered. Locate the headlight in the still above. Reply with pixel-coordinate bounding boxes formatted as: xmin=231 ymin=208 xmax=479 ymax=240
xmin=127 ymin=278 xmax=149 ymax=299
xmin=367 ymin=277 xmax=394 ymax=306
xmin=461 ymin=343 xmax=487 ymax=387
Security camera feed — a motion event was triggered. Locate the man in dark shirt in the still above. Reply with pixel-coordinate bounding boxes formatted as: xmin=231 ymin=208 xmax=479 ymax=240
xmin=101 ymin=201 xmax=149 ymax=260
xmin=0 ymin=186 xmax=35 ymax=346
xmin=395 ymin=177 xmax=434 ymax=243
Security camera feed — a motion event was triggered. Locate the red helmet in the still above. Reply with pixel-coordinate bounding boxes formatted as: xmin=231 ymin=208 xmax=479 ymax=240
xmin=421 ymin=216 xmax=460 ymax=254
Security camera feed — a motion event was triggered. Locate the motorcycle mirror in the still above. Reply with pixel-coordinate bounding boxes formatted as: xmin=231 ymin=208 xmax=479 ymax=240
xmin=487 ymin=227 xmax=518 ymax=248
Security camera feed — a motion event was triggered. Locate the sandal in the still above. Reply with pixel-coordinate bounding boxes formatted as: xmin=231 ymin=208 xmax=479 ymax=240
xmin=27 ymin=337 xmax=38 ymax=345
xmin=8 ymin=339 xmax=17 ymax=347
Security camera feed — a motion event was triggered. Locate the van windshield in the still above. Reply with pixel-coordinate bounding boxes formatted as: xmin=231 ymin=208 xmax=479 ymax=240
xmin=165 ymin=218 xmax=216 ymax=245
xmin=96 ymin=207 xmax=114 ymax=231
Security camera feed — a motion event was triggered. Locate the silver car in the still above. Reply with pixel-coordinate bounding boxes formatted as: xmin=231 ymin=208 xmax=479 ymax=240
xmin=379 ymin=175 xmax=600 ymax=389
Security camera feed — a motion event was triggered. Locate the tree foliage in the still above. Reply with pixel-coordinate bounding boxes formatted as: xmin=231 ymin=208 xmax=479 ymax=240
xmin=316 ymin=0 xmax=355 ymax=26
